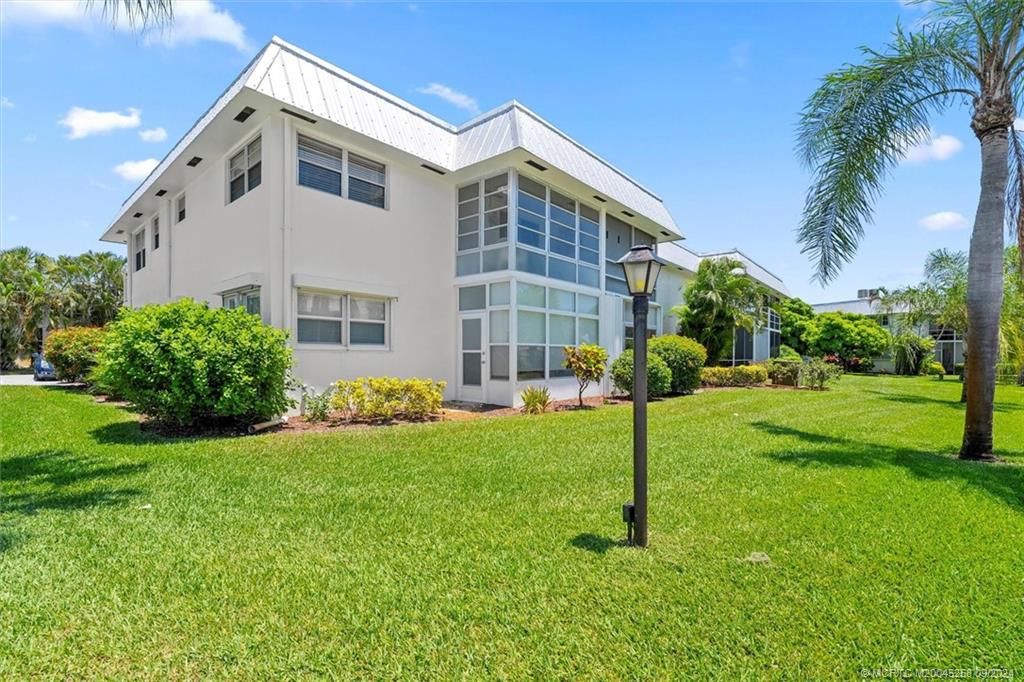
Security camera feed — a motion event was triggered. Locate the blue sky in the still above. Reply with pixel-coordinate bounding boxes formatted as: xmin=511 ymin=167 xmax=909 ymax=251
xmin=0 ymin=1 xmax=991 ymax=302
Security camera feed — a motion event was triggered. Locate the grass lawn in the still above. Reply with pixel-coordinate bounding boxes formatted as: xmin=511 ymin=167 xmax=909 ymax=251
xmin=2 ymin=376 xmax=1023 ymax=678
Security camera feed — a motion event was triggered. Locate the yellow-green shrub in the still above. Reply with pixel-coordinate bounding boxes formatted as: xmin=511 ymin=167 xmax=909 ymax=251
xmin=700 ymin=365 xmax=768 ymax=387
xmin=330 ymin=377 xmax=445 ymax=421
xmin=44 ymin=326 xmax=107 ymax=382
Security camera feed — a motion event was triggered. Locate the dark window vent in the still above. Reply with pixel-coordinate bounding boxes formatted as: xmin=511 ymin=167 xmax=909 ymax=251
xmin=133 ymin=212 xmax=143 ymax=218
xmin=661 ymin=231 xmax=671 ymax=237
xmin=592 ymin=195 xmax=607 ymax=203
xmin=621 ymin=210 xmax=636 ymax=218
xmin=155 ymin=189 xmax=167 ymax=197
xmin=186 ymin=156 xmax=202 ymax=167
xmin=281 ymin=107 xmax=316 ymax=124
xmin=525 ymin=159 xmax=547 ymax=172
xmin=234 ymin=106 xmax=256 ymax=122
xmin=420 ymin=164 xmax=446 ymax=175
xmin=115 ymin=229 xmax=124 ymax=234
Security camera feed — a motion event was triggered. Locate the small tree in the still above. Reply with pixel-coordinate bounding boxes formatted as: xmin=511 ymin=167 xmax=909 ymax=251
xmin=563 ymin=344 xmax=608 ymax=408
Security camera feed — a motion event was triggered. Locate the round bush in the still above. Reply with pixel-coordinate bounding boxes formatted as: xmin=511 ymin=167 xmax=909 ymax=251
xmin=610 ymin=349 xmax=671 ymax=398
xmin=648 ymin=335 xmax=706 ymax=394
xmin=44 ymin=326 xmax=107 ymax=382
xmin=93 ymin=299 xmax=293 ymax=426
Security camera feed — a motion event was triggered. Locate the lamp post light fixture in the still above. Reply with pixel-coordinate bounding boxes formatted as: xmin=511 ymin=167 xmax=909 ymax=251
xmin=617 ymin=244 xmax=665 ymax=548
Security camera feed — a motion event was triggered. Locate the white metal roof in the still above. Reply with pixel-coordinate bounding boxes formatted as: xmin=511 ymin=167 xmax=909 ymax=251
xmin=104 ymin=36 xmax=679 ymax=239
xmin=811 ymin=298 xmax=880 ymax=315
xmin=658 ymin=241 xmax=789 ymax=297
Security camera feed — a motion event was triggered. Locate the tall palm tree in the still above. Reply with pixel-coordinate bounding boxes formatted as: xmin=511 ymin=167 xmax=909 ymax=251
xmin=798 ymin=0 xmax=1024 ymax=460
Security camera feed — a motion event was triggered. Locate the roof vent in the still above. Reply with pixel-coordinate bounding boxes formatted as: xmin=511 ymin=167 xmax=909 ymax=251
xmin=621 ymin=210 xmax=636 ymax=218
xmin=133 ymin=212 xmax=143 ymax=218
xmin=281 ymin=107 xmax=316 ymax=124
xmin=420 ymin=164 xmax=446 ymax=175
xmin=234 ymin=106 xmax=256 ymax=122
xmin=155 ymin=189 xmax=167 ymax=197
xmin=592 ymin=195 xmax=607 ymax=203
xmin=115 ymin=229 xmax=124 ymax=234
xmin=661 ymin=231 xmax=671 ymax=237
xmin=186 ymin=156 xmax=202 ymax=167
xmin=525 ymin=160 xmax=547 ymax=172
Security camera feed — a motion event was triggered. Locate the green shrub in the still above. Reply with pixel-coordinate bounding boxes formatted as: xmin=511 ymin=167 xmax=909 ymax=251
xmin=44 ymin=326 xmax=107 ymax=382
xmin=521 ymin=386 xmax=551 ymax=414
xmin=804 ymin=312 xmax=890 ymax=369
xmin=649 ymin=335 xmax=706 ymax=394
xmin=926 ymin=362 xmax=946 ymax=379
xmin=700 ymin=365 xmax=768 ymax=387
xmin=890 ymin=332 xmax=936 ymax=375
xmin=763 ymin=358 xmax=801 ymax=386
xmin=331 ymin=377 xmax=446 ymax=420
xmin=92 ymin=299 xmax=294 ymax=426
xmin=611 ymin=350 xmax=672 ymax=398
xmin=563 ymin=344 xmax=608 ymax=407
xmin=778 ymin=344 xmax=802 ymax=361
xmin=800 ymin=358 xmax=843 ymax=390
xmin=303 ymin=385 xmax=336 ymax=422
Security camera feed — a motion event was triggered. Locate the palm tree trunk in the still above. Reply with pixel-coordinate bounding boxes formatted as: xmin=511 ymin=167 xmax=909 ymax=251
xmin=960 ymin=125 xmax=1007 ymax=459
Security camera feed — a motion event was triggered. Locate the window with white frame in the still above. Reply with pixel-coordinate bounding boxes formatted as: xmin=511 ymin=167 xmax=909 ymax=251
xmin=515 ymin=282 xmax=600 ymax=381
xmin=228 ymin=135 xmax=262 ymax=203
xmin=768 ymin=307 xmax=781 ymax=358
xmin=133 ymin=229 xmax=146 ymax=272
xmin=457 ymin=281 xmax=513 ymax=381
xmin=456 ymin=173 xmax=509 ymax=276
xmin=151 ymin=216 xmax=160 ymax=250
xmin=514 ymin=174 xmax=601 ymax=288
xmin=176 ymin=194 xmax=186 ymax=223
xmin=223 ymin=287 xmax=260 ymax=316
xmin=297 ymin=134 xmax=387 ymax=208
xmin=295 ymin=289 xmax=389 ymax=347
xmin=348 ymin=153 xmax=386 ymax=208
xmin=624 ymin=299 xmax=660 ymax=349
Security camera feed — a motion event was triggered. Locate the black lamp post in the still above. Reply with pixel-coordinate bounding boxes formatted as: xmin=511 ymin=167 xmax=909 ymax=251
xmin=617 ymin=244 xmax=665 ymax=548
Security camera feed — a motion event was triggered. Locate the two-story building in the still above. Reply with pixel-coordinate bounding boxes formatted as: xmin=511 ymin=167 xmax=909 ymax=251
xmin=101 ymin=37 xmax=785 ymax=406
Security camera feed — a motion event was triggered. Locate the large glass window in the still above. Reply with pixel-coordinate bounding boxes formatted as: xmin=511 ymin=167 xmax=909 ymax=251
xmin=229 ymin=135 xmax=261 ymax=203
xmin=296 ymin=290 xmax=389 ymax=347
xmin=515 ymin=282 xmax=600 ymax=381
xmin=768 ymin=308 xmax=781 ymax=358
xmin=456 ymin=173 xmax=509 ymax=276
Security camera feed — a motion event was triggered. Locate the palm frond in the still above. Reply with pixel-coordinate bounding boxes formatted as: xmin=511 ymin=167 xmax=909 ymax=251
xmin=1009 ymin=127 xmax=1024 ymax=272
xmin=797 ymin=21 xmax=977 ymax=284
xmin=87 ymin=0 xmax=173 ymax=30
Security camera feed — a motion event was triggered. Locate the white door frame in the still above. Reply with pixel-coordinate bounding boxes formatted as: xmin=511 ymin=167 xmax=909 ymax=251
xmin=458 ymin=313 xmax=487 ymax=402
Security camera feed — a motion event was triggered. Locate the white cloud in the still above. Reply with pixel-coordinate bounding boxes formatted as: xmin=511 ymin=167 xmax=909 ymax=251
xmin=416 ymin=83 xmax=480 ymax=116
xmin=901 ymin=129 xmax=963 ymax=164
xmin=1 ymin=0 xmax=249 ymax=52
xmin=139 ymin=127 xmax=167 ymax=142
xmin=1014 ymin=118 xmax=1024 ymax=132
xmin=918 ymin=211 xmax=968 ymax=231
xmin=60 ymin=106 xmax=140 ymax=139
xmin=1 ymin=97 xmax=13 ymax=109
xmin=113 ymin=158 xmax=159 ymax=182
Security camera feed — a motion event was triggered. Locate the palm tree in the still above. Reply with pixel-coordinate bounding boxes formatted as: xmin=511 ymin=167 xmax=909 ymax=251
xmin=671 ymin=257 xmax=770 ymax=365
xmin=797 ymin=0 xmax=1024 ymax=460
xmin=91 ymin=0 xmax=172 ymax=28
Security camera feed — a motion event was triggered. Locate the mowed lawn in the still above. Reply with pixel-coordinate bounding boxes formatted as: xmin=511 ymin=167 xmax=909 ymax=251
xmin=2 ymin=376 xmax=1023 ymax=679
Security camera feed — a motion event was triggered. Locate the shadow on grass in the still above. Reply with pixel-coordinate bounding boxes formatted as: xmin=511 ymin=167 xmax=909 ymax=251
xmin=1 ymin=450 xmax=147 ymax=551
xmin=864 ymin=390 xmax=1021 ymax=413
xmin=751 ymin=421 xmax=1024 ymax=512
xmin=570 ymin=533 xmax=627 ymax=554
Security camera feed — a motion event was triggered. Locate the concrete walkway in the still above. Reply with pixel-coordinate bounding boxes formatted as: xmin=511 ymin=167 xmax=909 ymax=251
xmin=0 ymin=373 xmax=54 ymax=386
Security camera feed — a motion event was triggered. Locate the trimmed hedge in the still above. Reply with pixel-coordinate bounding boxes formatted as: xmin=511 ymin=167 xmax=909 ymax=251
xmin=610 ymin=350 xmax=672 ymax=398
xmin=331 ymin=377 xmax=446 ymax=420
xmin=93 ymin=299 xmax=293 ymax=425
xmin=44 ymin=326 xmax=107 ymax=382
xmin=763 ymin=358 xmax=801 ymax=386
xmin=649 ymin=335 xmax=706 ymax=394
xmin=700 ymin=365 xmax=768 ymax=387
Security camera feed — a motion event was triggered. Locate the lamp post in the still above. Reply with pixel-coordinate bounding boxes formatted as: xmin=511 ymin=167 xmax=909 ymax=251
xmin=617 ymin=244 xmax=665 ymax=548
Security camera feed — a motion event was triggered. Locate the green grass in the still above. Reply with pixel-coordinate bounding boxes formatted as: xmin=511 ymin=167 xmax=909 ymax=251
xmin=2 ymin=376 xmax=1023 ymax=678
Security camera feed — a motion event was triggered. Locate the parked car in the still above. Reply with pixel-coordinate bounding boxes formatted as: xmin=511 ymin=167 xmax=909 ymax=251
xmin=31 ymin=353 xmax=56 ymax=381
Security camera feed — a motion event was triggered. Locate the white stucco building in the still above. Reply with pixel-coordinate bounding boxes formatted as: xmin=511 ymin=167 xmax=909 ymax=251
xmin=101 ymin=37 xmax=785 ymax=406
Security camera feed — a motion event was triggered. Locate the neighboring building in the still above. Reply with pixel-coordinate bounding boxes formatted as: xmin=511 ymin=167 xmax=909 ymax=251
xmin=812 ymin=290 xmax=964 ymax=372
xmin=100 ymin=37 xmax=785 ymax=406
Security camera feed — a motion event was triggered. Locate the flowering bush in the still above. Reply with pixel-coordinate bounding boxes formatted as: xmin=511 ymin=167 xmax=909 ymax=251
xmin=44 ymin=326 xmax=107 ymax=382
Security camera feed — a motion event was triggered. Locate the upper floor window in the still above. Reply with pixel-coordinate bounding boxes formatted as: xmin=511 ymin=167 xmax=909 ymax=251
xmin=152 ymin=216 xmax=160 ymax=250
xmin=133 ymin=230 xmax=146 ymax=272
xmin=348 ymin=153 xmax=386 ymax=208
xmin=223 ymin=287 xmax=261 ymax=316
xmin=228 ymin=136 xmax=262 ymax=203
xmin=176 ymin=194 xmax=186 ymax=223
xmin=456 ymin=172 xmax=509 ymax=276
xmin=297 ymin=134 xmax=387 ymax=208
xmin=605 ymin=215 xmax=654 ymax=295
